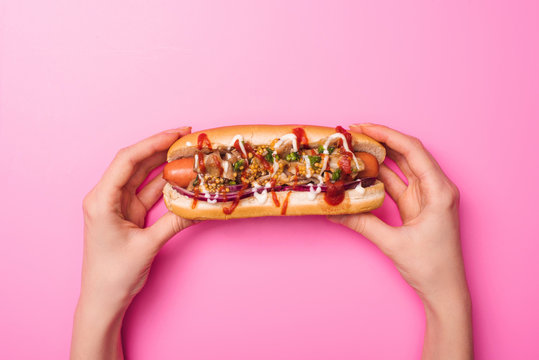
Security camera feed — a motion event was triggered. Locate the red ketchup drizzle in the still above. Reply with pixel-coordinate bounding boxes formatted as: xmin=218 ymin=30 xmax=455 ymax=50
xmin=213 ymin=154 xmax=223 ymax=176
xmin=191 ymin=188 xmax=200 ymax=209
xmin=338 ymin=151 xmax=353 ymax=175
xmin=197 ymin=133 xmax=212 ymax=150
xmin=243 ymin=142 xmax=254 ymax=154
xmin=292 ymin=127 xmax=309 ymax=147
xmin=240 ymin=143 xmax=256 ymax=175
xmin=323 ymin=172 xmax=345 ymax=206
xmin=197 ymin=152 xmax=206 ymax=173
xmin=335 ymin=126 xmax=352 ymax=149
xmin=223 ymin=183 xmax=248 ymax=215
xmin=254 ymin=153 xmax=272 ymax=171
xmin=234 ymin=140 xmax=247 ymax=158
xmin=281 ymin=191 xmax=292 ymax=215
xmin=270 ymin=179 xmax=280 ymax=207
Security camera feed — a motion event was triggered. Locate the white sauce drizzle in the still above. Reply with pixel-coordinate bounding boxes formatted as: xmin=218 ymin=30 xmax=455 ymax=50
xmin=229 ymin=135 xmax=247 ymax=157
xmin=308 ymin=184 xmax=322 ymax=200
xmin=271 ymin=159 xmax=279 ymax=176
xmin=272 ymin=133 xmax=298 ymax=154
xmin=321 ymin=133 xmax=360 ymax=169
xmin=222 ymin=161 xmax=229 ymax=175
xmin=270 ymin=133 xmax=299 ymax=176
xmin=355 ymin=182 xmax=366 ymax=195
xmin=252 ymin=181 xmax=268 ymax=204
xmin=205 ymin=194 xmax=218 ymax=204
xmin=303 ymin=155 xmax=312 ymax=178
xmin=192 ymin=131 xmax=365 ymax=206
xmin=185 ymin=141 xmax=192 ymax=146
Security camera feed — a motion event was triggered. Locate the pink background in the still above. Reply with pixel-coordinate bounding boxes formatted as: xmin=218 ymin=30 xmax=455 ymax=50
xmin=1 ymin=1 xmax=538 ymax=359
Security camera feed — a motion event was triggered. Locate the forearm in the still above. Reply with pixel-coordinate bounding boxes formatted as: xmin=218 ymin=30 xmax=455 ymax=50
xmin=70 ymin=295 xmax=129 ymax=360
xmin=421 ymin=290 xmax=473 ymax=360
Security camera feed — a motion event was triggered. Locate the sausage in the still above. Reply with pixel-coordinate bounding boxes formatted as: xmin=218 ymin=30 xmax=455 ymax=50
xmin=355 ymin=152 xmax=379 ymax=178
xmin=163 ymin=158 xmax=197 ymax=188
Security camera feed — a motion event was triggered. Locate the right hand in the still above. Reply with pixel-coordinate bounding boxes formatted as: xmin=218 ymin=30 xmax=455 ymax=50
xmin=330 ymin=124 xmax=473 ymax=359
xmin=329 ymin=123 xmax=468 ymax=306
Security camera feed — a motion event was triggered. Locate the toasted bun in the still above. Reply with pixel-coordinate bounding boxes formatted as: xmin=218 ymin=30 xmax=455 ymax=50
xmin=163 ymin=181 xmax=385 ymax=220
xmin=167 ymin=125 xmax=386 ymax=164
xmin=163 ymin=125 xmax=386 ymax=219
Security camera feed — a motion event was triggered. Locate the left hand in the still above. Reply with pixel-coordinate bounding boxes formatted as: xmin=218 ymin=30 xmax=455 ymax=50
xmin=78 ymin=126 xmax=196 ymax=309
xmin=72 ymin=127 xmax=198 ymax=359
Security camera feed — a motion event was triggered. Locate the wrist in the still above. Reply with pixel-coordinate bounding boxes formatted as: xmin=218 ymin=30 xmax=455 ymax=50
xmin=419 ymin=279 xmax=471 ymax=315
xmin=78 ymin=276 xmax=135 ymax=313
xmin=81 ymin=293 xmax=132 ymax=312
xmin=420 ymin=289 xmax=473 ymax=360
xmin=71 ymin=294 xmax=128 ymax=359
xmin=423 ymin=289 xmax=471 ymax=322
xmin=75 ymin=291 xmax=130 ymax=323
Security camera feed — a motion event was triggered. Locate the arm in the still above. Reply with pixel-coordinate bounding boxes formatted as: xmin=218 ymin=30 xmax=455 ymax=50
xmin=71 ymin=127 xmax=197 ymax=360
xmin=330 ymin=124 xmax=473 ymax=360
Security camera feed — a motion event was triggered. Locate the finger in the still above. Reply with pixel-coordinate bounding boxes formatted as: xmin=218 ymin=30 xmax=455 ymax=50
xmin=144 ymin=211 xmax=195 ymax=251
xmin=386 ymin=148 xmax=416 ymax=182
xmin=328 ymin=213 xmax=396 ymax=253
xmin=378 ymin=164 xmax=406 ymax=203
xmin=137 ymin=171 xmax=167 ymax=211
xmin=350 ymin=124 xmax=442 ymax=181
xmin=349 ymin=125 xmax=415 ymax=181
xmin=100 ymin=127 xmax=191 ymax=198
xmin=125 ymin=150 xmax=167 ymax=193
xmin=121 ymin=192 xmax=146 ymax=228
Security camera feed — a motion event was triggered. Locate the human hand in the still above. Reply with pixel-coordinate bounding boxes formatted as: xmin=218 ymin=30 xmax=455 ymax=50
xmin=72 ymin=127 xmax=197 ymax=359
xmin=329 ymin=124 xmax=472 ymax=359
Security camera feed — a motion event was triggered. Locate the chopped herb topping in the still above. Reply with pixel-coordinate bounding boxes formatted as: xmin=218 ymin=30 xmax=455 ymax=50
xmin=331 ymin=168 xmax=342 ymax=181
xmin=233 ymin=159 xmax=245 ymax=172
xmin=286 ymin=152 xmax=299 ymax=162
xmin=308 ymin=155 xmax=321 ymax=166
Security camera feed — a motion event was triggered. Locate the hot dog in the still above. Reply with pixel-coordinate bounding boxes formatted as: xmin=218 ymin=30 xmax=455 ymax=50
xmin=163 ymin=158 xmax=197 ymax=188
xmin=164 ymin=152 xmax=379 ymax=188
xmin=356 ymin=152 xmax=379 ymax=178
xmin=162 ymin=125 xmax=386 ymax=220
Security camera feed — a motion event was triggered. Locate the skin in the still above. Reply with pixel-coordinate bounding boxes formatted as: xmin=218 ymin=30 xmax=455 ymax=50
xmin=71 ymin=127 xmax=197 ymax=360
xmin=330 ymin=124 xmax=473 ymax=360
xmin=71 ymin=124 xmax=472 ymax=360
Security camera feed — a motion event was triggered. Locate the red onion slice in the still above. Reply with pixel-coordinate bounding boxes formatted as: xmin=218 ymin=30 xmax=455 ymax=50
xmin=172 ymin=178 xmax=376 ymax=203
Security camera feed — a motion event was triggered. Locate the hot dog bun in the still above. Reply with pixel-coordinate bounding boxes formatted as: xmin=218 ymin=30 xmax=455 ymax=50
xmin=163 ymin=181 xmax=385 ymax=220
xmin=163 ymin=125 xmax=386 ymax=220
xmin=167 ymin=125 xmax=386 ymax=164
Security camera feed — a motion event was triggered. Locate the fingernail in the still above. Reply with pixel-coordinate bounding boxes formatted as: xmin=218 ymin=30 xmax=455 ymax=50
xmin=165 ymin=126 xmax=191 ymax=134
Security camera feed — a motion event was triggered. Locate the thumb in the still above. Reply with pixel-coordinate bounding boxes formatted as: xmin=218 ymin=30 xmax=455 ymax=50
xmin=145 ymin=211 xmax=195 ymax=251
xmin=328 ymin=213 xmax=395 ymax=253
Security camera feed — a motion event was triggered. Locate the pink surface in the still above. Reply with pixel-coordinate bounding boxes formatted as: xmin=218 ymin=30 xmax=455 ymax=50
xmin=1 ymin=1 xmax=538 ymax=359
